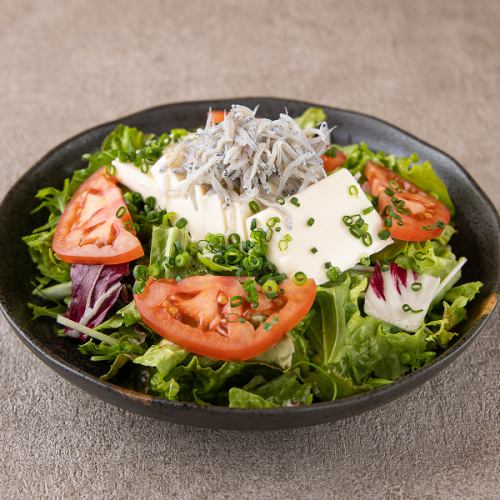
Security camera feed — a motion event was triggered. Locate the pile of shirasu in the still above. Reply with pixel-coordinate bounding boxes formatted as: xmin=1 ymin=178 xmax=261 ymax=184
xmin=159 ymin=105 xmax=331 ymax=212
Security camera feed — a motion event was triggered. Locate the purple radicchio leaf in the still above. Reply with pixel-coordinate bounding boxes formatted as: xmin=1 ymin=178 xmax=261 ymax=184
xmin=390 ymin=262 xmax=408 ymax=294
xmin=65 ymin=263 xmax=129 ymax=341
xmin=370 ymin=262 xmax=386 ymax=301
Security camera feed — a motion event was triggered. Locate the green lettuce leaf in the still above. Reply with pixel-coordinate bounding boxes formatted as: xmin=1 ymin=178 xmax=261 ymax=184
xmin=304 ymin=274 xmax=435 ymax=389
xmin=133 ymin=339 xmax=189 ymax=375
xmin=395 ymin=240 xmax=457 ymax=279
xmin=295 ymin=107 xmax=327 ymax=129
xmin=29 ymin=302 xmax=66 ymax=320
xmin=22 ymin=228 xmax=70 ymax=283
xmin=424 ymin=281 xmax=482 ymax=347
xmin=228 ymin=388 xmax=279 ymax=408
xmin=228 ymin=372 xmax=312 ymax=408
xmin=254 ymin=334 xmax=295 ymax=370
xmin=78 ymin=328 xmax=147 ymax=361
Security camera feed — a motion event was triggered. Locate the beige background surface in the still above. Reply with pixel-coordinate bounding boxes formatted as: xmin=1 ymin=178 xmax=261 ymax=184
xmin=1 ymin=1 xmax=499 ymax=498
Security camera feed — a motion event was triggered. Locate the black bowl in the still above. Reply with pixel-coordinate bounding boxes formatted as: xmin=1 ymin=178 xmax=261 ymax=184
xmin=0 ymin=98 xmax=498 ymax=430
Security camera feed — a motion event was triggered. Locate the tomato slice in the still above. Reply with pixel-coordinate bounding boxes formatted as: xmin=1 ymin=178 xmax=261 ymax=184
xmin=53 ymin=168 xmax=144 ymax=264
xmin=365 ymin=161 xmax=451 ymax=241
xmin=134 ymin=276 xmax=316 ymax=361
xmin=210 ymin=110 xmax=226 ymax=125
xmin=321 ymin=151 xmax=347 ymax=172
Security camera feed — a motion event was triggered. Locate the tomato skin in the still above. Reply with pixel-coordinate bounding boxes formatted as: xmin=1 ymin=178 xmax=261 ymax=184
xmin=134 ymin=276 xmax=316 ymax=361
xmin=365 ymin=161 xmax=451 ymax=242
xmin=210 ymin=110 xmax=226 ymax=125
xmin=53 ymin=168 xmax=144 ymax=264
xmin=321 ymin=151 xmax=347 ymax=172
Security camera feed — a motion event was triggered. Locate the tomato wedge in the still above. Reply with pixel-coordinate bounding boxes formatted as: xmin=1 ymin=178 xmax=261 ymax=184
xmin=365 ymin=161 xmax=450 ymax=241
xmin=53 ymin=168 xmax=144 ymax=264
xmin=134 ymin=276 xmax=316 ymax=361
xmin=321 ymin=150 xmax=346 ymax=172
xmin=210 ymin=110 xmax=226 ymax=125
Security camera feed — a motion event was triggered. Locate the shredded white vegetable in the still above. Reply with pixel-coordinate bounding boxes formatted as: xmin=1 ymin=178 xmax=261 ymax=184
xmin=156 ymin=105 xmax=331 ymax=211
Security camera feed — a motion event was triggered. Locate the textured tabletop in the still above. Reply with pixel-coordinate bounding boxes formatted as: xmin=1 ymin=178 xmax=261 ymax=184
xmin=1 ymin=1 xmax=499 ymax=498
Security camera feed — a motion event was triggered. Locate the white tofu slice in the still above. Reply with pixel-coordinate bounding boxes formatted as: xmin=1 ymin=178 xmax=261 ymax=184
xmin=223 ymin=201 xmax=252 ymax=240
xmin=151 ymin=160 xmax=226 ymax=241
xmin=112 ymin=160 xmax=161 ymax=203
xmin=245 ymin=168 xmax=393 ymax=284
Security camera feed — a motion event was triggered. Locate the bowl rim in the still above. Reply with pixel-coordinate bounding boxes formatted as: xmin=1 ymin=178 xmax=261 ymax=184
xmin=1 ymin=96 xmax=498 ymax=420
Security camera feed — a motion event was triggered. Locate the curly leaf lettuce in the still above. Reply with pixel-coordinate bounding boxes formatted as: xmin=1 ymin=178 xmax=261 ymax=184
xmin=295 ymin=107 xmax=327 ymax=129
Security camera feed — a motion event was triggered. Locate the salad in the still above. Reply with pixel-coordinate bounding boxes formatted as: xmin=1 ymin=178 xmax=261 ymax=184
xmin=23 ymin=105 xmax=482 ymax=408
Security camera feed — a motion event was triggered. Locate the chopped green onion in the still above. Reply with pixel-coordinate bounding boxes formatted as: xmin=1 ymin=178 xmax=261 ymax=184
xmin=293 ymin=271 xmax=307 ymax=286
xmin=388 ymin=179 xmax=401 ymax=191
xmin=242 ymin=254 xmax=261 ymax=270
xmin=384 ymin=217 xmax=393 ymax=227
xmin=250 ymin=218 xmax=257 ymax=230
xmin=342 ymin=215 xmax=353 ymax=226
xmin=284 ymin=234 xmax=293 ymax=242
xmin=361 ymin=233 xmax=373 ymax=246
xmin=327 ymin=266 xmax=341 ymax=282
xmin=384 ymin=187 xmax=395 ymax=196
xmin=310 ymin=247 xmax=318 ymax=254
xmin=378 ymin=229 xmax=391 ymax=240
xmin=175 ymin=251 xmax=190 ymax=267
xmin=115 ymin=206 xmax=126 ymax=218
xmin=324 ymin=261 xmax=332 ymax=269
xmin=359 ymin=257 xmax=371 ymax=266
xmin=145 ymin=196 xmax=156 ymax=209
xmin=262 ymin=279 xmax=279 ymax=296
xmin=227 ymin=233 xmax=240 ymax=246
xmin=402 ymin=304 xmax=424 ymax=313
xmin=380 ymin=262 xmax=390 ymax=272
xmin=348 ymin=185 xmax=359 ymax=197
xmin=249 ymin=201 xmax=261 ymax=214
xmin=290 ymin=197 xmax=300 ymax=207
xmin=230 ymin=295 xmax=243 ymax=307
xmin=362 ymin=206 xmax=374 ymax=215
xmin=276 ymin=197 xmax=285 ymax=205
xmin=349 ymin=226 xmax=362 ymax=238
xmin=176 ymin=217 xmax=188 ymax=229
xmin=266 ymin=217 xmax=281 ymax=228
xmin=307 ymin=217 xmax=315 ymax=227
xmin=278 ymin=240 xmax=288 ymax=252
xmin=131 ymin=192 xmax=142 ymax=204
xmin=411 ymin=282 xmax=422 ymax=291
xmin=105 ymin=164 xmax=117 ymax=176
